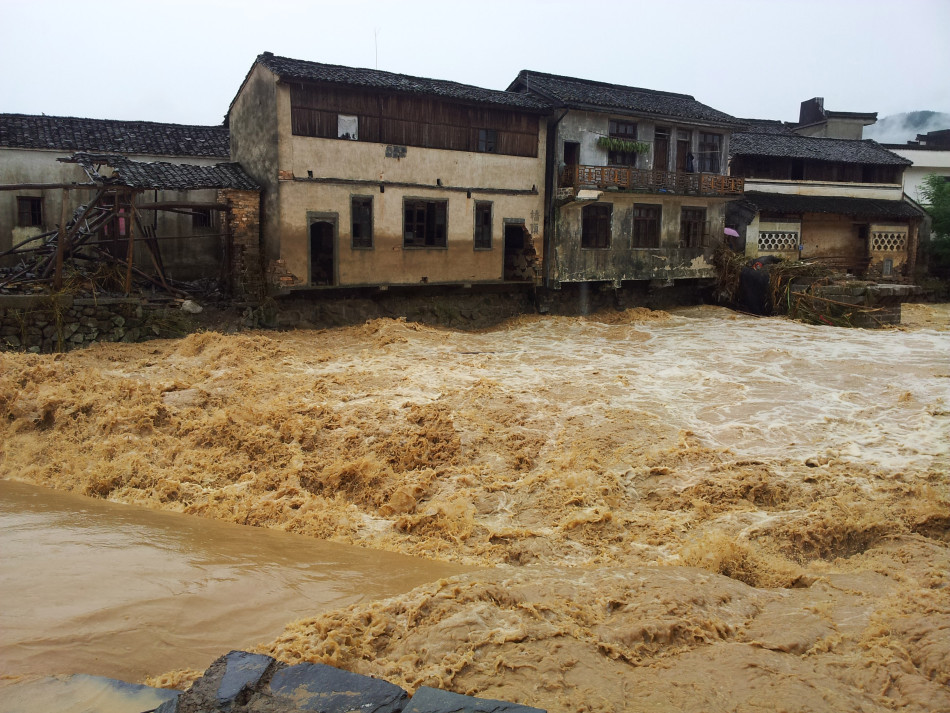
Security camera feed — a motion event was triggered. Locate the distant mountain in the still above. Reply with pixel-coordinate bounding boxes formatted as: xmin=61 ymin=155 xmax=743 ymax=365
xmin=864 ymin=111 xmax=950 ymax=144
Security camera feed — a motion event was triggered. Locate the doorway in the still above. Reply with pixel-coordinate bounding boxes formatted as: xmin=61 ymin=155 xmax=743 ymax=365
xmin=654 ymin=126 xmax=670 ymax=171
xmin=675 ymin=129 xmax=691 ymax=172
xmin=503 ymin=222 xmax=531 ymax=281
xmin=309 ymin=220 xmax=335 ymax=286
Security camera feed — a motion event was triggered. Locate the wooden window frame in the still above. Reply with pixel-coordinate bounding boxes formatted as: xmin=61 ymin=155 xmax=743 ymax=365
xmin=17 ymin=196 xmax=43 ymax=227
xmin=698 ymin=133 xmax=722 ymax=173
xmin=474 ymin=201 xmax=492 ymax=250
xmin=581 ymin=203 xmax=612 ymax=249
xmin=477 ymin=128 xmax=497 ymax=153
xmin=679 ymin=207 xmax=707 ymax=248
xmin=607 ymin=119 xmax=638 ymax=167
xmin=633 ymin=204 xmax=661 ymax=248
xmin=351 ymin=196 xmax=373 ymax=249
xmin=403 ymin=199 xmax=448 ymax=248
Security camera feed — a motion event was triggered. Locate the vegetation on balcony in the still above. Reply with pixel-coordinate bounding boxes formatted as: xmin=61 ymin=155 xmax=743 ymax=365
xmin=596 ymin=136 xmax=650 ymax=155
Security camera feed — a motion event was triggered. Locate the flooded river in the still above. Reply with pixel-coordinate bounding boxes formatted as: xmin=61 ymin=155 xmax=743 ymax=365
xmin=0 ymin=304 xmax=948 ymax=712
xmin=0 ymin=480 xmax=466 ymax=683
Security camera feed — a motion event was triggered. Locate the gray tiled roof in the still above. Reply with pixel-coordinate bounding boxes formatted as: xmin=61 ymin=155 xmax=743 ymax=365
xmin=256 ymin=53 xmax=548 ymax=112
xmin=735 ymin=118 xmax=796 ymax=135
xmin=66 ymin=153 xmax=258 ymax=191
xmin=730 ymin=132 xmax=910 ymax=165
xmin=740 ymin=191 xmax=923 ymax=219
xmin=507 ymin=70 xmax=739 ymax=126
xmin=0 ymin=114 xmax=229 ymax=157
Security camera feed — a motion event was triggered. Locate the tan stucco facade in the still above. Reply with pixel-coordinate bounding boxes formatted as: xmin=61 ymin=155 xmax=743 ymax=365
xmin=230 ymin=65 xmax=546 ymax=289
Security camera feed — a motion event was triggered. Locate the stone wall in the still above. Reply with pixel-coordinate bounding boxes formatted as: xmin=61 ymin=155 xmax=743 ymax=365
xmin=806 ymin=283 xmax=919 ymax=328
xmin=0 ymin=295 xmax=193 ymax=353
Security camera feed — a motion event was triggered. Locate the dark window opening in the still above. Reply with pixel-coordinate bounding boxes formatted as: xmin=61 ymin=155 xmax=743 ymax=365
xmin=633 ymin=204 xmax=661 ymax=248
xmin=404 ymin=200 xmax=447 ymax=247
xmin=503 ymin=223 xmax=531 ymax=281
xmin=474 ymin=202 xmax=492 ymax=249
xmin=310 ymin=221 xmax=335 ymax=286
xmin=351 ymin=196 xmax=373 ymax=248
xmin=698 ymin=133 xmax=721 ymax=173
xmin=17 ymin=196 xmax=43 ymax=227
xmin=581 ymin=203 xmax=611 ymax=249
xmin=680 ymin=207 xmax=707 ymax=248
xmin=608 ymin=119 xmax=638 ymax=166
xmin=192 ymin=208 xmax=213 ymax=230
xmin=791 ymin=159 xmax=805 ymax=181
xmin=676 ymin=129 xmax=692 ymax=172
xmin=563 ymin=141 xmax=580 ymax=167
xmin=478 ymin=129 xmax=497 ymax=153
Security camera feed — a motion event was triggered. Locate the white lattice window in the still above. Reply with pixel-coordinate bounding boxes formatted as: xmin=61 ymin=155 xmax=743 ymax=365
xmin=758 ymin=231 xmax=799 ymax=252
xmin=871 ymin=231 xmax=907 ymax=252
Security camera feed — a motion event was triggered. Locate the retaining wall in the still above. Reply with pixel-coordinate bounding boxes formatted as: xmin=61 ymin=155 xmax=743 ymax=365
xmin=0 ymin=295 xmax=191 ymax=353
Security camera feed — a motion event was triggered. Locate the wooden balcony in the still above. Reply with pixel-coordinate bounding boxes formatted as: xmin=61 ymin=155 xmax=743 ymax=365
xmin=560 ymin=165 xmax=744 ymax=196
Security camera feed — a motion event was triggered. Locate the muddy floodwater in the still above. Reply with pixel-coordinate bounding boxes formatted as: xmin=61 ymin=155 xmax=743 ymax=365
xmin=0 ymin=479 xmax=467 ymax=683
xmin=1 ymin=304 xmax=948 ymax=712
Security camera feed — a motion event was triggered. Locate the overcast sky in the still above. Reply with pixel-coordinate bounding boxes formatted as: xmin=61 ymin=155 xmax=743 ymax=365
xmin=2 ymin=0 xmax=948 ymax=133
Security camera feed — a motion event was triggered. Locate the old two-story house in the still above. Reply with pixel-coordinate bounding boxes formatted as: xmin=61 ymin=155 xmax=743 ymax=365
xmin=728 ymin=121 xmax=924 ymax=280
xmin=227 ymin=53 xmax=548 ymax=291
xmin=506 ymin=70 xmax=744 ymax=291
xmin=0 ymin=114 xmax=232 ymax=280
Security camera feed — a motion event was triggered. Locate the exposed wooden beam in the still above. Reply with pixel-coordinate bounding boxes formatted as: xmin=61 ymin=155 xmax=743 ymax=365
xmin=0 ymin=182 xmax=99 ymax=191
xmin=135 ymin=201 xmax=229 ymax=211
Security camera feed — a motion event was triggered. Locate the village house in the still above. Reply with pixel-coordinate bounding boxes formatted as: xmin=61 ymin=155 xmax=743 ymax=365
xmin=883 ymin=128 xmax=950 ymax=205
xmin=728 ymin=108 xmax=924 ymax=280
xmin=0 ymin=114 xmax=235 ymax=281
xmin=506 ymin=70 xmax=744 ymax=292
xmin=227 ymin=53 xmax=549 ymax=291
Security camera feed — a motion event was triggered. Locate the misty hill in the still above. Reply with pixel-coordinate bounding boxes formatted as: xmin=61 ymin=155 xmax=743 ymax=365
xmin=865 ymin=111 xmax=950 ymax=144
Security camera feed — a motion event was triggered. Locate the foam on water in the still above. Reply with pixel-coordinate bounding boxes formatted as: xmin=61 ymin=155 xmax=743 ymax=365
xmin=1 ymin=305 xmax=948 ymax=711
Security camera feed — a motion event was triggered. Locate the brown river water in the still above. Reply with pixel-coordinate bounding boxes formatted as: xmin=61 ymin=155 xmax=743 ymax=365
xmin=0 ymin=304 xmax=948 ymax=712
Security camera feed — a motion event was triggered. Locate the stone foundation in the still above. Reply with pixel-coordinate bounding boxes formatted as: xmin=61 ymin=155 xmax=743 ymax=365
xmin=0 ymin=295 xmax=194 ymax=353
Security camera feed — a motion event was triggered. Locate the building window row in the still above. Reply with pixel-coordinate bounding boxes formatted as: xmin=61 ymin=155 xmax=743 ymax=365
xmin=348 ymin=196 xmax=499 ymax=250
xmin=581 ymin=204 xmax=708 ymax=249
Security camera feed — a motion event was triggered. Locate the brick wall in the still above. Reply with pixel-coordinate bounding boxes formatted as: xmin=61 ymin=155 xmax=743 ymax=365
xmin=219 ymin=189 xmax=263 ymax=299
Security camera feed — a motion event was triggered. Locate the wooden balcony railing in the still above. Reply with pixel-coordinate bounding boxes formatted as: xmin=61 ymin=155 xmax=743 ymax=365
xmin=560 ymin=165 xmax=744 ymax=196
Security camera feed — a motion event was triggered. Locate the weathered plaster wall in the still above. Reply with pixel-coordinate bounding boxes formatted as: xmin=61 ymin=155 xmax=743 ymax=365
xmin=800 ymin=214 xmax=863 ymax=260
xmin=275 ymin=182 xmax=540 ymax=286
xmin=794 ymin=119 xmax=868 ymax=140
xmin=228 ymin=63 xmax=281 ymax=263
xmin=867 ymin=223 xmax=910 ymax=277
xmin=264 ymin=80 xmax=545 ymax=288
xmin=553 ymin=194 xmax=726 ymax=283
xmin=555 ymin=110 xmax=731 ymax=174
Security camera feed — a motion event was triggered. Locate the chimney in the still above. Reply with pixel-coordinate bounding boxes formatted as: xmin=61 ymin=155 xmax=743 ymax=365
xmin=799 ymin=98 xmax=825 ymax=125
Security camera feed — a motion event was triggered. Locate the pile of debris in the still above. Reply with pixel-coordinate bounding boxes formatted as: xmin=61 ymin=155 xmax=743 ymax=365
xmin=713 ymin=245 xmax=915 ymax=327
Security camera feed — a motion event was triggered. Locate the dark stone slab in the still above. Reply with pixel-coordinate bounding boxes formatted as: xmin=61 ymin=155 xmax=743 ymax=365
xmin=218 ymin=651 xmax=276 ymax=703
xmin=403 ymin=686 xmax=546 ymax=713
xmin=268 ymin=662 xmax=408 ymax=713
